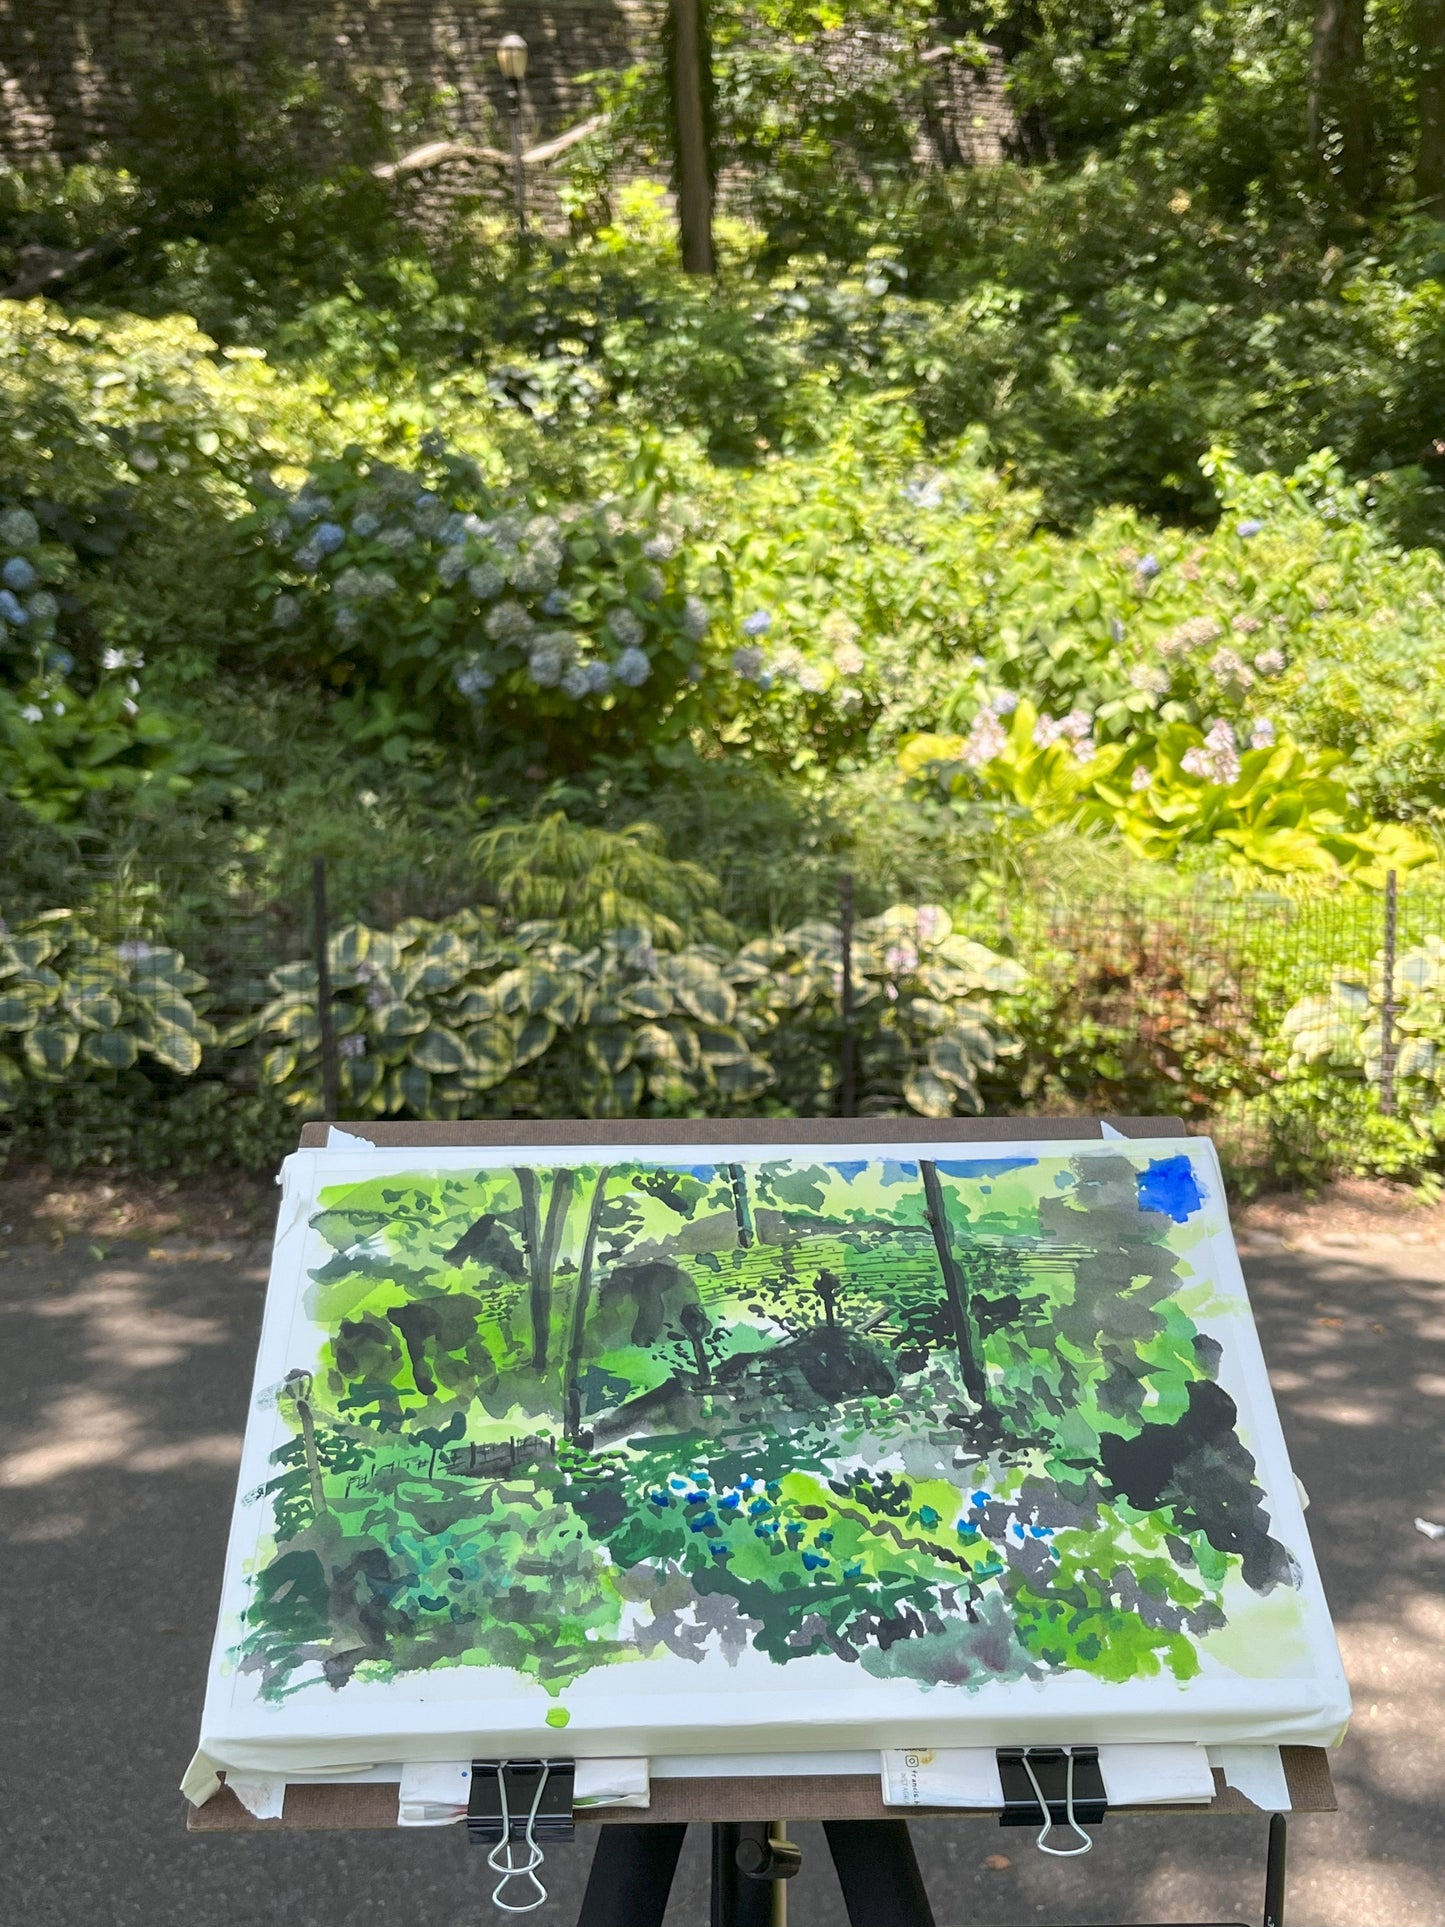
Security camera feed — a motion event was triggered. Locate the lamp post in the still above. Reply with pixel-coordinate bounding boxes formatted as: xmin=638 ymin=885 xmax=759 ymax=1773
xmin=496 ymin=32 xmax=529 ymax=237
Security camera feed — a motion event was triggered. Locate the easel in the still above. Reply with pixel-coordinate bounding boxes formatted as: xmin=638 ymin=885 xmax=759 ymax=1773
xmin=189 ymin=1115 xmax=1339 ymax=1926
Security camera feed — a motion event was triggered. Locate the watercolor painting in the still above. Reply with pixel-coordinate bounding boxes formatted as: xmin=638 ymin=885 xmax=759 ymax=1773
xmin=221 ymin=1141 xmax=1337 ymax=1728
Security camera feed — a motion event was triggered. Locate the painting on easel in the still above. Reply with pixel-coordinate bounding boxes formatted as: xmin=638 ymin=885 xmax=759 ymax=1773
xmin=198 ymin=1138 xmax=1349 ymax=1770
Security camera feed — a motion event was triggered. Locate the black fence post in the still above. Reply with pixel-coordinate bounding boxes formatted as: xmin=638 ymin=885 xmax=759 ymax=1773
xmin=838 ymin=871 xmax=856 ymax=1119
xmin=1379 ymin=869 xmax=1398 ymax=1118
xmin=312 ymin=856 xmax=341 ymax=1122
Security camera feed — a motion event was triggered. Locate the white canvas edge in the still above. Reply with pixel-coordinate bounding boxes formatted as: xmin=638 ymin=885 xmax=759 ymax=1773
xmin=195 ymin=1133 xmax=1351 ymax=1774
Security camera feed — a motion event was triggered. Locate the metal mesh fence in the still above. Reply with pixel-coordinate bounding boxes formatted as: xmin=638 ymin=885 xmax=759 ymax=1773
xmin=7 ymin=851 xmax=1440 ymax=1180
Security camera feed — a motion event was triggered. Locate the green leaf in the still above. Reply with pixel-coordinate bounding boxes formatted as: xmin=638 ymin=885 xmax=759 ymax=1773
xmin=66 ymin=985 xmax=124 ymax=1031
xmin=515 ymin=1013 xmax=557 ymax=1065
xmin=24 ymin=1022 xmax=80 ymax=1077
xmin=903 ymin=1067 xmax=958 ymax=1118
xmin=372 ymin=1000 xmax=429 ymax=1040
xmin=0 ymin=983 xmax=49 ymax=1030
xmin=147 ymin=1021 xmax=203 ymax=1075
xmin=660 ymin=954 xmax=737 ymax=1025
xmin=411 ymin=1026 xmax=468 ymax=1075
xmin=82 ymin=1028 xmax=140 ymax=1070
xmin=619 ymin=980 xmax=673 ymax=1018
xmin=261 ymin=1043 xmax=301 ymax=1085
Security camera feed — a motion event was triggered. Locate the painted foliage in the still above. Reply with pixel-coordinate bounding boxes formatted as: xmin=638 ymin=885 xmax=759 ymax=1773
xmin=237 ymin=1149 xmax=1304 ymax=1705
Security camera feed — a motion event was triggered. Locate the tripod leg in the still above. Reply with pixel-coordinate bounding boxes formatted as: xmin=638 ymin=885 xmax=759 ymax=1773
xmin=824 ymin=1819 xmax=936 ymax=1927
xmin=576 ymin=1822 xmax=687 ymax=1927
xmin=712 ymin=1822 xmax=775 ymax=1927
xmin=1263 ymin=1813 xmax=1288 ymax=1927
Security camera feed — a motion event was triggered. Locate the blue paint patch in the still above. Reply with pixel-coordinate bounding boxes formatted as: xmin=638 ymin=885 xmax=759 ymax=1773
xmin=684 ymin=1163 xmax=717 ymax=1180
xmin=935 ymin=1157 xmax=1039 ymax=1180
xmin=879 ymin=1159 xmax=920 ymax=1186
xmin=1137 ymin=1153 xmax=1206 ymax=1223
xmin=828 ymin=1159 xmax=868 ymax=1179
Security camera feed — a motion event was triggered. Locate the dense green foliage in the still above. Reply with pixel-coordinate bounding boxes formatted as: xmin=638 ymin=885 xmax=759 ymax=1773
xmin=6 ymin=0 xmax=1445 ymax=1180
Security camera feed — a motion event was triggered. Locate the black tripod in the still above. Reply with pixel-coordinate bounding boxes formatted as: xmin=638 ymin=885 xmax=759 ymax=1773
xmin=575 ymin=1818 xmax=935 ymax=1927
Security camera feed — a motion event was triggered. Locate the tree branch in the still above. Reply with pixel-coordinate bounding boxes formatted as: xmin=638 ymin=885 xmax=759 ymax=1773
xmin=373 ymin=114 xmax=609 ymax=182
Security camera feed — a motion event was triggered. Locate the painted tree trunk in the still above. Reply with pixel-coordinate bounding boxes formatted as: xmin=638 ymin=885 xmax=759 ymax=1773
xmin=517 ymin=1166 xmax=543 ymax=1362
xmin=297 ymin=1397 xmax=327 ymax=1517
xmin=919 ymin=1159 xmax=990 ymax=1412
xmin=533 ymin=1168 xmax=577 ymax=1374
xmin=728 ymin=1162 xmax=755 ymax=1247
xmin=564 ymin=1166 xmax=612 ymax=1442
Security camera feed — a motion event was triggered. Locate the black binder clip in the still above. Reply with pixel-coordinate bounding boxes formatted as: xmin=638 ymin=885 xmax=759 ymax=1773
xmin=466 ymin=1758 xmax=576 ymax=1847
xmin=997 ymin=1745 xmax=1107 ymax=1857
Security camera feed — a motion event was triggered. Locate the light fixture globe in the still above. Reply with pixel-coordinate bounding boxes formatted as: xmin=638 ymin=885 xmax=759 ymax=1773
xmin=497 ymin=33 xmax=529 ymax=81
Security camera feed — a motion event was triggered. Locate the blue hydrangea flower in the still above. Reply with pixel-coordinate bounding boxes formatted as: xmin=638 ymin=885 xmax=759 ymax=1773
xmin=0 ymin=507 xmax=39 ymax=547
xmin=0 ymin=589 xmax=27 ymax=625
xmin=313 ymin=522 xmax=345 ymax=555
xmin=271 ymin=593 xmax=302 ymax=629
xmin=1137 ymin=554 xmax=1161 ymax=580
xmin=25 ymin=590 xmax=58 ymax=622
xmin=3 ymin=557 xmax=37 ymax=592
xmin=584 ymin=660 xmax=613 ymax=694
xmin=615 ymin=646 xmax=650 ymax=687
xmin=1237 ymin=518 xmax=1263 ymax=538
xmin=561 ymin=664 xmax=591 ymax=699
xmin=607 ymin=605 xmax=645 ymax=649
xmin=351 ymin=510 xmax=382 ymax=540
xmin=453 ymin=660 xmax=494 ymax=704
xmin=682 ymin=595 xmax=710 ymax=642
xmin=543 ymin=588 xmax=570 ymax=616
xmin=742 ymin=609 xmax=772 ymax=636
xmin=45 ymin=647 xmax=74 ymax=676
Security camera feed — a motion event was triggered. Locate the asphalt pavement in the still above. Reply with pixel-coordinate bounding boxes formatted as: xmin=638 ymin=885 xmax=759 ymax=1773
xmin=2 ymin=1226 xmax=1442 ymax=1927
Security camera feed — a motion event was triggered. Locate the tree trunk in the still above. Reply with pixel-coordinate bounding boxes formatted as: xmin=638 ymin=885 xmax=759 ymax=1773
xmin=533 ymin=1169 xmax=576 ymax=1374
xmin=727 ymin=1162 xmax=755 ymax=1247
xmin=670 ymin=0 xmax=715 ymax=274
xmin=517 ymin=1165 xmax=543 ymax=1349
xmin=1309 ymin=0 xmax=1370 ymax=205
xmin=919 ymin=1160 xmax=990 ymax=1412
xmin=1416 ymin=0 xmax=1445 ymax=214
xmin=564 ymin=1166 xmax=612 ymax=1442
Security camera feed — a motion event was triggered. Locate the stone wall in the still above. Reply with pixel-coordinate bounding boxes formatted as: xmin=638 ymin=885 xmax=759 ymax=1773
xmin=0 ymin=2 xmax=662 ymax=165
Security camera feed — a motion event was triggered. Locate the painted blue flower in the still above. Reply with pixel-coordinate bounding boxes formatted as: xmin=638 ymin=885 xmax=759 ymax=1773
xmin=971 ymin=1490 xmax=989 ymax=1509
xmin=711 ymin=1544 xmax=731 ymax=1561
xmin=801 ymin=1551 xmax=829 ymax=1571
xmin=3 ymin=557 xmax=37 ymax=592
xmin=688 ymin=1510 xmax=717 ymax=1532
xmin=314 ymin=522 xmax=346 ymax=555
xmin=669 ymin=1476 xmax=688 ymax=1490
xmin=684 ymin=1490 xmax=709 ymax=1506
xmin=815 ymin=1529 xmax=834 ymax=1544
xmin=1137 ymin=554 xmax=1161 ymax=580
xmin=917 ymin=1505 xmax=940 ymax=1529
xmin=748 ymin=1498 xmax=771 ymax=1516
xmin=844 ymin=1563 xmax=863 ymax=1579
xmin=742 ymin=609 xmax=772 ymax=636
xmin=0 ymin=589 xmax=27 ymax=625
xmin=720 ymin=1492 xmax=741 ymax=1510
xmin=1237 ymin=518 xmax=1263 ymax=538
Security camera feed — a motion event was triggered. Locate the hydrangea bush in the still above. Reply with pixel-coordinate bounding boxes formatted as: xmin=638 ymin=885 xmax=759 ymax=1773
xmin=239 ymin=442 xmax=718 ymax=762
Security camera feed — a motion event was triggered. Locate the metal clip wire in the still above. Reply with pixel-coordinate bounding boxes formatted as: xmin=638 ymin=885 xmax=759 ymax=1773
xmin=486 ymin=1760 xmax=551 ymax=1914
xmin=1022 ymin=1748 xmax=1093 ymax=1857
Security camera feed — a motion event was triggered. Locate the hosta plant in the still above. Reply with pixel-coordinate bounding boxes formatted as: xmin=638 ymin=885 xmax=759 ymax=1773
xmin=0 ymin=909 xmax=213 ymax=1107
xmin=239 ymin=912 xmax=773 ymax=1121
xmin=1282 ymin=936 xmax=1445 ymax=1130
xmin=731 ymin=903 xmax=1026 ymax=1118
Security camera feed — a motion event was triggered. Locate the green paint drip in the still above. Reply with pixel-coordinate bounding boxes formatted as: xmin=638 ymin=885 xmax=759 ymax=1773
xmin=545 ymin=1706 xmax=571 ymax=1728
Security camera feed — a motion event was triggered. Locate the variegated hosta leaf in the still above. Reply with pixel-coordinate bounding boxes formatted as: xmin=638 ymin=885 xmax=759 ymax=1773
xmin=581 ymin=1062 xmax=644 ymax=1118
xmin=619 ymin=980 xmax=673 ymax=1019
xmin=696 ymin=1024 xmax=752 ymax=1067
xmin=25 ymin=1022 xmax=80 ymax=1078
xmin=148 ymin=1021 xmax=204 ymax=1076
xmin=403 ymin=930 xmax=475 ymax=996
xmin=491 ymin=963 xmax=562 ymax=1016
xmin=0 ymin=1053 xmax=25 ymax=1109
xmin=267 ymin=959 xmax=320 ymax=996
xmin=261 ymin=1042 xmax=301 ymax=1085
xmin=544 ymin=977 xmax=588 ymax=1028
xmin=327 ymin=923 xmax=376 ymax=974
xmin=729 ymin=938 xmax=788 ymax=983
xmin=928 ymin=1032 xmax=992 ymax=1089
xmin=781 ymin=919 xmax=841 ymax=963
xmin=586 ymin=1026 xmax=636 ymax=1074
xmin=394 ymin=1063 xmax=432 ymax=1113
xmin=450 ymin=986 xmax=500 ymax=1023
xmin=903 ymin=1066 xmax=959 ymax=1118
xmin=631 ymin=1022 xmax=683 ymax=1068
xmin=1395 ymin=1036 xmax=1437 ymax=1081
xmin=65 ymin=984 xmax=124 ymax=1031
xmin=650 ymin=958 xmax=728 ymax=1026
xmin=662 ymin=1020 xmax=702 ymax=1073
xmin=0 ymin=981 xmax=52 ymax=1030
xmin=713 ymin=1055 xmax=774 ymax=1097
xmin=463 ymin=1020 xmax=517 ymax=1087
xmin=83 ymin=1028 xmax=140 ymax=1070
xmin=514 ymin=1013 xmax=557 ymax=1066
xmin=9 ymin=934 xmax=60 ymax=970
xmin=410 ymin=1026 xmax=468 ymax=1075
xmin=131 ymin=948 xmax=207 ymax=995
xmin=372 ymin=1000 xmax=429 ymax=1040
